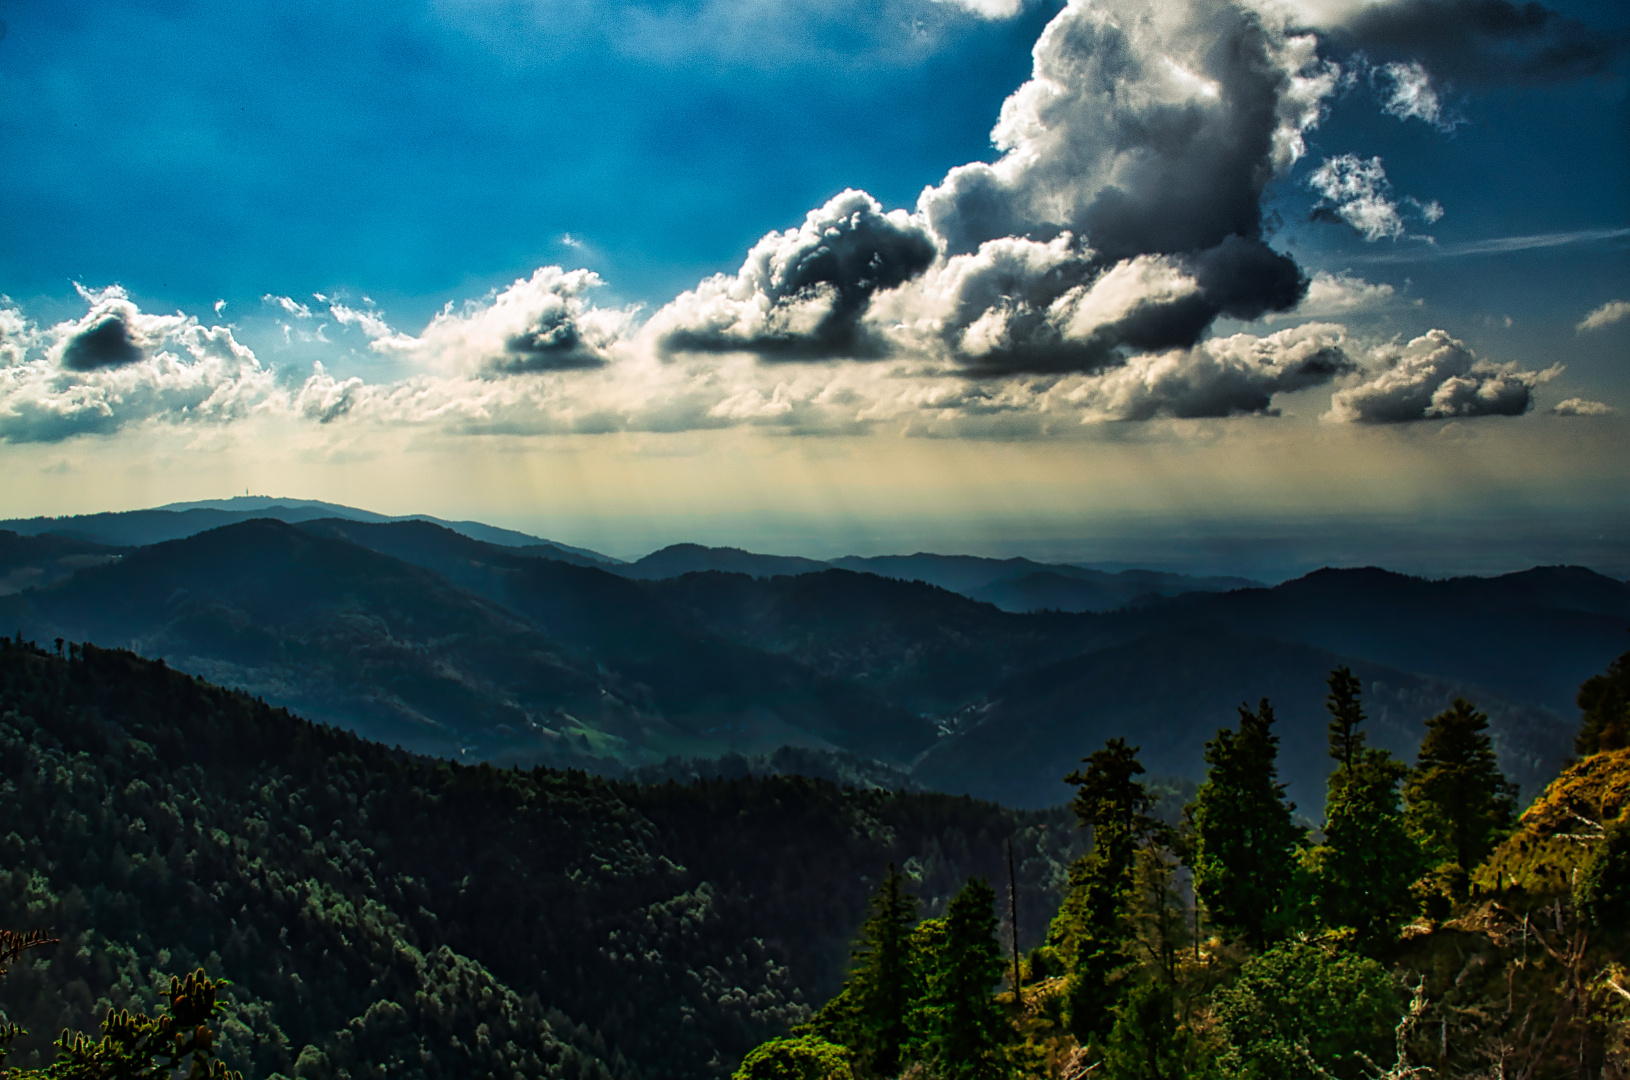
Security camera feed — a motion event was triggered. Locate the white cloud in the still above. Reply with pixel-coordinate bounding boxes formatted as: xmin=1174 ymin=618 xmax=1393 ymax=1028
xmin=1376 ymin=61 xmax=1458 ymax=130
xmin=1270 ymin=270 xmax=1396 ymax=320
xmin=1577 ymin=300 xmax=1630 ymax=332
xmin=329 ymin=303 xmax=394 ymax=340
xmin=374 ymin=267 xmax=637 ymax=376
xmin=263 ymin=294 xmax=314 ymax=319
xmin=0 ymin=286 xmax=274 ymax=443
xmin=1552 ymin=398 xmax=1614 ymax=417
xmin=1326 ymin=329 xmax=1558 ymax=423
xmin=1308 ymin=155 xmax=1407 ymax=241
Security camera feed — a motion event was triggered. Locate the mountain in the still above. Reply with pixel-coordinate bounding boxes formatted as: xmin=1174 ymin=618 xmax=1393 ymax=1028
xmin=0 ymin=530 xmax=123 ymax=597
xmin=829 ymin=552 xmax=1258 ymax=606
xmin=0 ymin=639 xmax=1083 ymax=1080
xmin=0 ymin=496 xmax=617 ymax=565
xmin=648 ymin=568 xmax=1098 ymax=715
xmin=965 ymin=567 xmax=1259 ymax=613
xmin=1100 ymin=565 xmax=1630 ymax=716
xmin=911 ymin=624 xmax=1569 ymax=811
xmin=288 ymin=518 xmax=937 ymax=763
xmin=615 ymin=544 xmax=831 ymax=580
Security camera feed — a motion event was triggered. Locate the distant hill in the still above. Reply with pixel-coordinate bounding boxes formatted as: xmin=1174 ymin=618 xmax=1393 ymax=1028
xmin=0 ymin=496 xmax=618 ymax=565
xmin=615 ymin=543 xmax=830 ymax=580
xmin=0 ymin=530 xmax=123 ymax=596
xmin=830 ymin=553 xmax=1256 ymax=611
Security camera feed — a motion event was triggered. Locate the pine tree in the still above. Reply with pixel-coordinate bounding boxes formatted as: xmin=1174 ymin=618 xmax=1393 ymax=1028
xmin=1188 ymin=699 xmax=1302 ymax=950
xmin=813 ymin=864 xmax=919 ymax=1077
xmin=1575 ymin=648 xmax=1630 ymax=756
xmin=1306 ymin=749 xmax=1422 ymax=945
xmin=1325 ymin=667 xmax=1367 ymax=774
xmin=911 ymin=879 xmax=1011 ymax=1080
xmin=1053 ymin=739 xmax=1155 ymax=1040
xmin=1405 ymin=698 xmax=1517 ymax=878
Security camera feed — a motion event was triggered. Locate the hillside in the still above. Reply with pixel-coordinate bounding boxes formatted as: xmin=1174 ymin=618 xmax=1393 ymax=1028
xmin=0 ymin=640 xmax=1083 ymax=1080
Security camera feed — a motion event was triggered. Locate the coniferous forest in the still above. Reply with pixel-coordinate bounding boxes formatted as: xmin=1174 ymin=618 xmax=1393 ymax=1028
xmin=1 ymin=637 xmax=1627 ymax=1079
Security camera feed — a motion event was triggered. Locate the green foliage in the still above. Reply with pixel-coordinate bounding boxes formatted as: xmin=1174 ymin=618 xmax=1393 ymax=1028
xmin=1305 ymin=749 xmax=1422 ymax=945
xmin=1054 ymin=740 xmax=1155 ymax=1041
xmin=1325 ymin=667 xmax=1367 ymax=775
xmin=908 ymin=879 xmax=1011 ymax=1080
xmin=1575 ymin=817 xmax=1630 ymax=928
xmin=1405 ymin=698 xmax=1517 ymax=877
xmin=0 ymin=638 xmax=1079 ymax=1080
xmin=34 ymin=969 xmax=244 ymax=1080
xmin=731 ymin=1036 xmax=854 ymax=1080
xmin=815 ymin=866 xmax=918 ymax=1078
xmin=1188 ymin=701 xmax=1301 ymax=950
xmin=1100 ymin=981 xmax=1195 ymax=1080
xmin=1575 ymin=648 xmax=1630 ymax=756
xmin=1212 ymin=940 xmax=1403 ymax=1080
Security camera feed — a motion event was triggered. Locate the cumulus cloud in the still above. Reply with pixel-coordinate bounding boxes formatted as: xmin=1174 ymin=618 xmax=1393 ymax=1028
xmin=1552 ymin=397 xmax=1614 ymax=417
xmin=1308 ymin=154 xmax=1442 ymax=241
xmin=1062 ymin=322 xmax=1355 ymax=420
xmin=0 ymin=286 xmax=273 ymax=443
xmin=1577 ymin=300 xmax=1630 ymax=332
xmin=1326 ymin=329 xmax=1557 ymax=423
xmin=374 ymin=267 xmax=635 ymax=376
xmin=653 ymin=189 xmax=938 ymax=360
xmin=1318 ymin=0 xmax=1624 ymax=86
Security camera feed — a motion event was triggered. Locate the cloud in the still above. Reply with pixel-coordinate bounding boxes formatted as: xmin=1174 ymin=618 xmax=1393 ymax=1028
xmin=1578 ymin=300 xmax=1630 ymax=332
xmin=1326 ymin=329 xmax=1557 ymax=423
xmin=0 ymin=287 xmax=273 ymax=443
xmin=374 ymin=267 xmax=634 ymax=376
xmin=1062 ymin=322 xmax=1356 ymax=420
xmin=1552 ymin=397 xmax=1614 ymax=417
xmin=329 ymin=303 xmax=394 ymax=340
xmin=1269 ymin=270 xmax=1396 ymax=320
xmin=263 ymin=294 xmax=314 ymax=319
xmin=653 ymin=189 xmax=938 ymax=360
xmin=929 ymin=0 xmax=1025 ymax=18
xmin=1308 ymin=154 xmax=1443 ymax=241
xmin=1318 ymin=0 xmax=1625 ymax=86
xmin=1374 ymin=60 xmax=1459 ymax=129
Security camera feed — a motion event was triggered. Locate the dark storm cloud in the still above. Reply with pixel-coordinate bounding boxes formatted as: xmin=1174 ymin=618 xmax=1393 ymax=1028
xmin=1323 ymin=0 xmax=1625 ymax=84
xmin=61 ymin=314 xmax=145 ymax=371
xmin=493 ymin=311 xmax=608 ymax=373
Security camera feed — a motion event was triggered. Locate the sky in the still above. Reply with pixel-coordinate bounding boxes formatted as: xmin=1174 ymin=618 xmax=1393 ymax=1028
xmin=0 ymin=0 xmax=1627 ymax=575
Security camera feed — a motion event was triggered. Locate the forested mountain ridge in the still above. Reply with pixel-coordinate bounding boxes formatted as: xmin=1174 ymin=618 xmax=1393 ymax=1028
xmin=0 ymin=639 xmax=1083 ymax=1080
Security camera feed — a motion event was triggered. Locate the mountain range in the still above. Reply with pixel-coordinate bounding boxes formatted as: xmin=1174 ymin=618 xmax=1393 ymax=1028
xmin=2 ymin=498 xmax=1626 ymax=810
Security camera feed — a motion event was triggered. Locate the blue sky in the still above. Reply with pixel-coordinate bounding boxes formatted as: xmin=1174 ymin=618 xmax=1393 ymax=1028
xmin=1 ymin=0 xmax=1627 ymax=574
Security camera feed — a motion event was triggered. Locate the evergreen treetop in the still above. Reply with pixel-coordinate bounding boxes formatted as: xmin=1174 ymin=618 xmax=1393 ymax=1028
xmin=1575 ymin=648 xmax=1630 ymax=756
xmin=1405 ymin=697 xmax=1517 ymax=875
xmin=1188 ymin=699 xmax=1302 ymax=950
xmin=1325 ymin=667 xmax=1367 ymax=774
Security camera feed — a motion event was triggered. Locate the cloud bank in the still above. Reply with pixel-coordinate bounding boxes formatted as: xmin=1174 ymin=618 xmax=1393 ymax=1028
xmin=1 ymin=0 xmax=1599 ymax=445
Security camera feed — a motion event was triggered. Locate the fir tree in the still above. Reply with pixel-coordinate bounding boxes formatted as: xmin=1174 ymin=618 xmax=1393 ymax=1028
xmin=910 ymin=879 xmax=1011 ymax=1080
xmin=1054 ymin=739 xmax=1155 ymax=1040
xmin=1306 ymin=749 xmax=1422 ymax=945
xmin=1575 ymin=648 xmax=1630 ymax=756
xmin=1405 ymin=698 xmax=1517 ymax=877
xmin=1188 ymin=699 xmax=1301 ymax=950
xmin=1325 ymin=667 xmax=1367 ymax=774
xmin=816 ymin=865 xmax=920 ymax=1078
